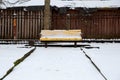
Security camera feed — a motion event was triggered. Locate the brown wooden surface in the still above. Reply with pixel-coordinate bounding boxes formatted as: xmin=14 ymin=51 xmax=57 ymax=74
xmin=52 ymin=9 xmax=120 ymax=39
xmin=0 ymin=9 xmax=43 ymax=39
xmin=0 ymin=8 xmax=120 ymax=39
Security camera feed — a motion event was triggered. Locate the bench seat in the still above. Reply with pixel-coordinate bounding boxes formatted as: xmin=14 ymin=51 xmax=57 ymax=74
xmin=40 ymin=30 xmax=82 ymax=47
xmin=40 ymin=37 xmax=82 ymax=41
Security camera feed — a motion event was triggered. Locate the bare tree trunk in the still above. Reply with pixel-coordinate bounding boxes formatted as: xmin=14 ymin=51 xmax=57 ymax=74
xmin=44 ymin=0 xmax=51 ymax=30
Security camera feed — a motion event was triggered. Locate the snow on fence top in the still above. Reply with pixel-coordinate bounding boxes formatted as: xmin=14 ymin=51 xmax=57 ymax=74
xmin=4 ymin=0 xmax=120 ymax=8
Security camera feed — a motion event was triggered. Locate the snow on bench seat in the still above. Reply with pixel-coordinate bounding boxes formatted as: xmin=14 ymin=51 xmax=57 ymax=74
xmin=40 ymin=30 xmax=82 ymax=42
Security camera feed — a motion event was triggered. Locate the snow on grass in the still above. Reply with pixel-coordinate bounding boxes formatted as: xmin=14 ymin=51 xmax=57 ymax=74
xmin=0 ymin=44 xmax=33 ymax=78
xmin=83 ymin=43 xmax=120 ymax=80
xmin=4 ymin=47 xmax=104 ymax=80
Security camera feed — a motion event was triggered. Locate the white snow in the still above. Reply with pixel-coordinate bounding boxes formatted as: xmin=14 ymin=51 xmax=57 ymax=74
xmin=83 ymin=43 xmax=120 ymax=80
xmin=0 ymin=43 xmax=120 ymax=80
xmin=7 ymin=0 xmax=120 ymax=8
xmin=51 ymin=0 xmax=120 ymax=8
xmin=13 ymin=0 xmax=44 ymax=7
xmin=0 ymin=45 xmax=33 ymax=78
xmin=3 ymin=47 xmax=104 ymax=80
xmin=40 ymin=30 xmax=82 ymax=38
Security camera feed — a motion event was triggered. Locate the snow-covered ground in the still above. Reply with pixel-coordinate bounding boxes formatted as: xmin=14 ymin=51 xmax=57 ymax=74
xmin=83 ymin=43 xmax=120 ymax=80
xmin=0 ymin=45 xmax=33 ymax=78
xmin=0 ymin=43 xmax=120 ymax=80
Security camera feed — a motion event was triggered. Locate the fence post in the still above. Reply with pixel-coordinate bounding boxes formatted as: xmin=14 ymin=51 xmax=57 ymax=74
xmin=13 ymin=12 xmax=17 ymax=39
xmin=66 ymin=14 xmax=70 ymax=30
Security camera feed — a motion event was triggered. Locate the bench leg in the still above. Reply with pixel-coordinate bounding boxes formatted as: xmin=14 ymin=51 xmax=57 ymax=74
xmin=74 ymin=42 xmax=77 ymax=48
xmin=45 ymin=42 xmax=47 ymax=48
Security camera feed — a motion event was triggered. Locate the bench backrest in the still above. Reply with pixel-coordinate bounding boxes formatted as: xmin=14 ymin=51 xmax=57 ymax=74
xmin=40 ymin=30 xmax=81 ymax=37
xmin=40 ymin=30 xmax=82 ymax=41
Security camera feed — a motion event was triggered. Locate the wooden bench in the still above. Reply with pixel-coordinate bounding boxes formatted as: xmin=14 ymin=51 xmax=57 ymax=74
xmin=40 ymin=30 xmax=82 ymax=47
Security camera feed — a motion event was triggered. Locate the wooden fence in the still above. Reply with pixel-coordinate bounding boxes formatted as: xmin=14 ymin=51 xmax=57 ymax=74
xmin=0 ymin=8 xmax=120 ymax=39
xmin=0 ymin=9 xmax=44 ymax=39
xmin=52 ymin=9 xmax=120 ymax=39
